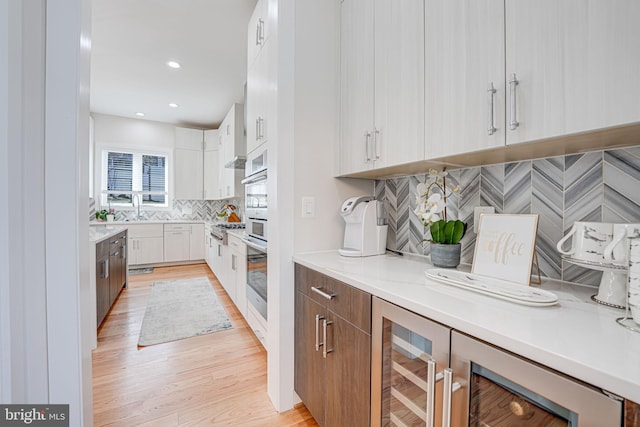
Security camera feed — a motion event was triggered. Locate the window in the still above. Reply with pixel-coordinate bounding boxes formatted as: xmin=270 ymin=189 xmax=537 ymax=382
xmin=101 ymin=149 xmax=168 ymax=207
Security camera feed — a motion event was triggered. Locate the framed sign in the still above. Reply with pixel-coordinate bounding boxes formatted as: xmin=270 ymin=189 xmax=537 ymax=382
xmin=472 ymin=214 xmax=539 ymax=285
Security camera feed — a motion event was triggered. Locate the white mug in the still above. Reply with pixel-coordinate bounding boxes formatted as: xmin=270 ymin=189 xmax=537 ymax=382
xmin=556 ymin=221 xmax=614 ymax=263
xmin=604 ymin=223 xmax=640 ymax=266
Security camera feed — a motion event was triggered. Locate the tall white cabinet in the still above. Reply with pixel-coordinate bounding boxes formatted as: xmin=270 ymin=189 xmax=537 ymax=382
xmin=174 ymin=127 xmax=204 ymax=200
xmin=339 ymin=0 xmax=425 ymax=175
xmin=203 ymin=129 xmax=219 ymax=200
xmin=246 ymin=0 xmax=274 ymax=156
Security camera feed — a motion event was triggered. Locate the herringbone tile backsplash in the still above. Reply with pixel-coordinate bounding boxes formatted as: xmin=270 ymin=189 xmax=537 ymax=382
xmin=375 ymin=145 xmax=640 ymax=286
xmin=90 ymin=199 xmax=243 ymax=223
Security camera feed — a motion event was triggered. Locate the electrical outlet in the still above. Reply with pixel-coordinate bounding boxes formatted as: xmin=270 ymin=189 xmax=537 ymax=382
xmin=474 ymin=206 xmax=495 ymax=233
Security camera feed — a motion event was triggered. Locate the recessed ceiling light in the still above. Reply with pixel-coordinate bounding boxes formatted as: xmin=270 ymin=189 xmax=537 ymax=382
xmin=135 ymin=112 xmax=145 ymax=117
xmin=167 ymin=61 xmax=181 ymax=69
xmin=169 ymin=103 xmax=179 ymax=108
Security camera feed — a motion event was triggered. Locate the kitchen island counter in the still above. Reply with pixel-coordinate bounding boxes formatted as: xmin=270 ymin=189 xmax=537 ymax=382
xmin=293 ymin=250 xmax=640 ymax=403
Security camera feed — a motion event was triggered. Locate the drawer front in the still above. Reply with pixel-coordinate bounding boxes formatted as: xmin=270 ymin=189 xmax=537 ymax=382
xmin=247 ymin=284 xmax=267 ymax=320
xmin=127 ymin=224 xmax=164 ymax=238
xmin=163 ymin=223 xmax=192 ymax=232
xmin=295 ymin=264 xmax=372 ymax=333
xmin=228 ymin=235 xmax=247 ymax=256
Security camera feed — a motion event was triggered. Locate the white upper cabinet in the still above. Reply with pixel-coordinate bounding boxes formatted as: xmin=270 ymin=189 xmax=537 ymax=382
xmin=220 ymin=103 xmax=246 ymax=168
xmin=339 ymin=0 xmax=425 ymax=175
xmin=203 ymin=129 xmax=219 ymax=200
xmin=246 ymin=37 xmax=272 ymax=156
xmin=505 ymin=0 xmax=640 ymax=145
xmin=174 ymin=127 xmax=204 ymax=200
xmin=425 ymin=0 xmax=505 ymax=158
xmin=247 ymin=0 xmax=271 ymax=69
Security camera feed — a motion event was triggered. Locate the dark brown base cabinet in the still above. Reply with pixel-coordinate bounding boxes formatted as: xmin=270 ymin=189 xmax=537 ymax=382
xmin=294 ymin=264 xmax=371 ymax=427
xmin=96 ymin=231 xmax=127 ymax=327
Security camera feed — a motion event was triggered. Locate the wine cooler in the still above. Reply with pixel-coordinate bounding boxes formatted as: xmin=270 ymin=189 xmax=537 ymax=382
xmin=371 ymin=297 xmax=623 ymax=426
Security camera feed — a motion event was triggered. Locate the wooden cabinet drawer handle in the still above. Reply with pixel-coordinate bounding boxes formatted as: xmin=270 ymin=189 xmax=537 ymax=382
xmin=311 ymin=286 xmax=336 ymax=300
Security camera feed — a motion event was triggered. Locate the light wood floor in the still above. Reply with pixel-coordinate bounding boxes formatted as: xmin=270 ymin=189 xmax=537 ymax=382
xmin=92 ymin=263 xmax=319 ymax=427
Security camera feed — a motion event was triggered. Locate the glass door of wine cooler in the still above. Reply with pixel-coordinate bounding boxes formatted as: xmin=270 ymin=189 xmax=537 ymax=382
xmin=371 ymin=297 xmax=452 ymax=427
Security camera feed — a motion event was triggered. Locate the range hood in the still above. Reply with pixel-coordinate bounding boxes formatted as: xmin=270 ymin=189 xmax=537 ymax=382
xmin=225 ymin=156 xmax=246 ymax=169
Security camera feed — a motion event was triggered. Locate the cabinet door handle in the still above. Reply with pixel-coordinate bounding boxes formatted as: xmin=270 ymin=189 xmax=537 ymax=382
xmin=487 ymin=82 xmax=497 ymax=135
xmin=311 ymin=286 xmax=336 ymax=300
xmin=258 ymin=19 xmax=265 ymax=45
xmin=442 ymin=368 xmax=463 ymax=427
xmin=104 ymin=258 xmax=109 ymax=279
xmin=232 ymin=254 xmax=236 ymax=271
xmin=322 ymin=319 xmax=333 ymax=358
xmin=509 ymin=73 xmax=520 ymax=130
xmin=255 ymin=20 xmax=261 ymax=46
xmin=373 ymin=128 xmax=380 ymax=160
xmin=255 ymin=117 xmax=260 ymax=141
xmin=121 ymin=245 xmax=126 ymax=260
xmin=259 ymin=117 xmax=265 ymax=140
xmin=426 ymin=359 xmax=436 ymax=427
xmin=314 ymin=314 xmax=325 ymax=351
xmin=364 ymin=131 xmax=372 ymax=163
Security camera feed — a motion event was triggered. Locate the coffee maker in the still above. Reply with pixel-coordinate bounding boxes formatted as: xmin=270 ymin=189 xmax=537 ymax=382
xmin=338 ymin=196 xmax=388 ymax=257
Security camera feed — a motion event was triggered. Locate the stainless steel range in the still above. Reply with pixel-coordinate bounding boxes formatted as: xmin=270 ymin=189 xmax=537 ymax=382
xmin=210 ymin=223 xmax=245 ymax=246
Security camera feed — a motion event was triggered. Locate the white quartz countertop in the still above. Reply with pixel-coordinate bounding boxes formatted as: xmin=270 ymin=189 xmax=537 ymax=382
xmin=292 ymin=250 xmax=640 ymax=403
xmin=89 ymin=224 xmax=128 ymax=243
xmin=91 ymin=219 xmax=205 ymax=225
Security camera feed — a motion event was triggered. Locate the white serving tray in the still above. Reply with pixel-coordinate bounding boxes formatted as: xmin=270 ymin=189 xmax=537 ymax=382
xmin=425 ymin=268 xmax=559 ymax=306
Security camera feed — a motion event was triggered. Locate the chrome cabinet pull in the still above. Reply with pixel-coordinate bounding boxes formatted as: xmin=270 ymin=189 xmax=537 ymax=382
xmin=314 ymin=314 xmax=325 ymax=351
xmin=255 ymin=20 xmax=261 ymax=46
xmin=426 ymin=359 xmax=436 ymax=427
xmin=365 ymin=131 xmax=372 ymax=163
xmin=104 ymin=258 xmax=109 ymax=279
xmin=255 ymin=118 xmax=260 ymax=141
xmin=311 ymin=286 xmax=336 ymax=300
xmin=258 ymin=18 xmax=265 ymax=46
xmin=487 ymin=82 xmax=497 ymax=135
xmin=509 ymin=73 xmax=520 ymax=130
xmin=322 ymin=319 xmax=333 ymax=358
xmin=373 ymin=128 xmax=381 ymax=160
xmin=442 ymin=368 xmax=463 ymax=427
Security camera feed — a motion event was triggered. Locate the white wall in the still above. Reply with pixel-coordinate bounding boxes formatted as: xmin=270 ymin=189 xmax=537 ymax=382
xmin=91 ymin=113 xmax=177 ymax=209
xmin=292 ymin=0 xmax=373 ymax=253
xmin=0 ymin=0 xmax=10 ymax=404
xmin=0 ymin=1 xmax=92 ymax=425
xmin=267 ymin=0 xmax=373 ymax=413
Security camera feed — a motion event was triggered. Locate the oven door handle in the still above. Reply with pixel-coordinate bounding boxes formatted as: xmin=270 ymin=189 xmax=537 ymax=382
xmin=243 ymin=238 xmax=267 ymax=253
xmin=241 ymin=169 xmax=267 ymax=185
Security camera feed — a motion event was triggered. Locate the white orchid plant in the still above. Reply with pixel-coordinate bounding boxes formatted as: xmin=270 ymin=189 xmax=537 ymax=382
xmin=414 ymin=169 xmax=467 ymax=245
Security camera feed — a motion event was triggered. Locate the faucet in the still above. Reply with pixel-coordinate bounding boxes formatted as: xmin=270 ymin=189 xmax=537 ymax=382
xmin=132 ymin=193 xmax=142 ymax=220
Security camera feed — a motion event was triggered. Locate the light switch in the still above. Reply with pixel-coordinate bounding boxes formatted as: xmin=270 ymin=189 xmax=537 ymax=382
xmin=302 ymin=197 xmax=315 ymax=218
xmin=474 ymin=206 xmax=495 ymax=233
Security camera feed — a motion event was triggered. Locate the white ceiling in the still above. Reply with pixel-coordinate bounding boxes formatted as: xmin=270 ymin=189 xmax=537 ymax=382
xmin=90 ymin=0 xmax=257 ymax=129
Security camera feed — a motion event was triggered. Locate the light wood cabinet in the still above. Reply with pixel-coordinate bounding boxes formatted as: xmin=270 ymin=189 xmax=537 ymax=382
xmin=504 ymin=0 xmax=640 ymax=145
xmin=174 ymin=127 xmax=204 ymax=200
xmin=339 ymin=0 xmax=424 ymax=175
xmin=425 ymin=0 xmax=505 ymax=158
xmin=425 ymin=0 xmax=640 ymax=158
xmin=294 ymin=264 xmax=371 ymax=427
